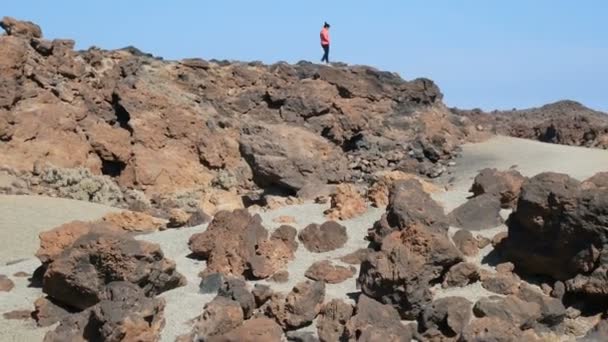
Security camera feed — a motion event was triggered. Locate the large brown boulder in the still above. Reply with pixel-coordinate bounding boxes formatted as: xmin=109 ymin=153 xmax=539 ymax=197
xmin=188 ymin=209 xmax=294 ymax=279
xmin=368 ymin=179 xmax=449 ymax=245
xmin=469 ymin=168 xmax=526 ymax=209
xmin=240 ymin=123 xmax=348 ymax=193
xmin=42 ymin=232 xmax=185 ymax=310
xmin=358 ymin=224 xmax=462 ymax=319
xmin=503 ymin=173 xmax=608 ymax=289
xmin=43 ymin=282 xmax=166 ymax=342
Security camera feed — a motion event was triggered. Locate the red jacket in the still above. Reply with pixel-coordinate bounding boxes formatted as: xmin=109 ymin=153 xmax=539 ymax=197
xmin=320 ymin=28 xmax=330 ymax=46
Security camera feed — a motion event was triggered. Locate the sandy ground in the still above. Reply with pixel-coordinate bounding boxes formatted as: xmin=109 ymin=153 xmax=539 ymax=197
xmin=1 ymin=136 xmax=608 ymax=341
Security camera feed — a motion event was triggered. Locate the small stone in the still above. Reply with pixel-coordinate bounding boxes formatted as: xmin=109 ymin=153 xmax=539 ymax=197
xmin=167 ymin=208 xmax=190 ymax=228
xmin=13 ymin=271 xmax=30 ymax=277
xmin=0 ymin=275 xmax=14 ymax=292
xmin=551 ymin=281 xmax=566 ymax=300
xmin=273 ymin=215 xmax=296 ymax=224
xmin=339 ymin=248 xmax=371 ymax=265
xmin=270 ymin=270 xmax=289 ymax=283
xmin=476 ymin=236 xmax=491 ymax=249
xmin=305 ymin=260 xmax=356 ymax=284
xmin=495 ymin=262 xmax=515 ymax=274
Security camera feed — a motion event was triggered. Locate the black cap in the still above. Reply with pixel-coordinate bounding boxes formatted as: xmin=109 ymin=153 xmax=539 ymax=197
xmin=324 ymin=22 xmax=330 ymax=28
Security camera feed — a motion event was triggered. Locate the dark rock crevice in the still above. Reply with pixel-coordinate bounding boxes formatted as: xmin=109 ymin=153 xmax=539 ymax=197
xmin=110 ymin=93 xmax=134 ymax=136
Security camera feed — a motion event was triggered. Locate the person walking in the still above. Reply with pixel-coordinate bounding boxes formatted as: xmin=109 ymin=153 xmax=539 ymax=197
xmin=320 ymin=22 xmax=330 ymax=64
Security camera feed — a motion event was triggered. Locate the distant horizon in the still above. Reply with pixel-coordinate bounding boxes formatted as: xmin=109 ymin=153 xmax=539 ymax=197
xmin=3 ymin=0 xmax=606 ymax=112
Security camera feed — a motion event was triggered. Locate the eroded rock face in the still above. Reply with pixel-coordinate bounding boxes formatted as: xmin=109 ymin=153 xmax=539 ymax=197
xmin=0 ymin=17 xmax=480 ymax=218
xmin=503 ymin=172 xmax=608 ymax=302
xmin=298 ymin=221 xmax=348 ymax=253
xmin=43 ymin=282 xmax=166 ymax=342
xmin=469 ymin=168 xmax=526 ymax=209
xmin=42 ymin=232 xmax=185 ymax=310
xmin=188 ymin=209 xmax=294 ymax=279
xmin=368 ymin=179 xmax=449 ymax=245
xmin=359 ymin=224 xmax=462 ymax=319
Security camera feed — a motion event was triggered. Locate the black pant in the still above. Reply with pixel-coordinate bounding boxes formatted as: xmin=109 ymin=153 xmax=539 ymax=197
xmin=321 ymin=44 xmax=329 ymax=63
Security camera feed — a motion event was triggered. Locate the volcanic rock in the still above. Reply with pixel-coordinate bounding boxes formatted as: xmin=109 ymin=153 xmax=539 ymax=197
xmin=368 ymin=179 xmax=449 ymax=245
xmin=448 ymin=194 xmax=503 ymax=230
xmin=298 ymin=221 xmax=348 ymax=253
xmin=469 ymin=168 xmax=526 ymax=209
xmin=305 ymin=260 xmax=356 ymax=284
xmin=359 ymin=224 xmax=462 ymax=319
xmin=317 ymin=299 xmax=354 ymax=342
xmin=188 ymin=209 xmax=294 ymax=279
xmin=0 ymin=274 xmax=14 ymax=292
xmin=324 ymin=183 xmax=367 ymax=221
xmin=43 ymin=282 xmax=166 ymax=342
xmin=42 ymin=232 xmax=185 ymax=310
xmin=263 ymin=280 xmax=325 ymax=330
xmin=419 ymin=297 xmax=472 ymax=339
xmin=344 ymin=295 xmax=413 ymax=342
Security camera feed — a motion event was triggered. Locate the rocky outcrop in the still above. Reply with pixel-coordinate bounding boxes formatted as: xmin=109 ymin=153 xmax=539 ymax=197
xmin=0 ymin=17 xmax=480 ymax=214
xmin=188 ymin=209 xmax=295 ymax=279
xmin=42 ymin=232 xmax=185 ymax=310
xmin=454 ymin=100 xmax=608 ymax=149
xmin=43 ymin=282 xmax=166 ymax=342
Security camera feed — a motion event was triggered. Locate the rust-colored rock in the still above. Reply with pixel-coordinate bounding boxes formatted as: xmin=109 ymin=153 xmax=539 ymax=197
xmin=42 ymin=232 xmax=185 ymax=310
xmin=101 ymin=210 xmax=166 ymax=233
xmin=469 ymin=168 xmax=526 ymax=209
xmin=273 ymin=215 xmax=296 ymax=224
xmin=339 ymin=248 xmax=372 ymax=265
xmin=305 ymin=260 xmax=356 ymax=284
xmin=211 ymin=318 xmax=283 ymax=342
xmin=0 ymin=16 xmax=42 ymax=38
xmin=443 ymin=262 xmax=480 ymax=288
xmin=298 ymin=221 xmax=348 ymax=253
xmin=324 ymin=183 xmax=367 ymax=221
xmin=263 ymin=280 xmax=325 ymax=330
xmin=43 ymin=281 xmax=166 ymax=342
xmin=0 ymin=274 xmax=14 ymax=292
xmin=186 ymin=296 xmax=244 ymax=341
xmin=367 ymin=171 xmax=441 ymax=207
xmin=189 ymin=209 xmax=294 ymax=279
xmin=317 ymin=299 xmax=354 ymax=342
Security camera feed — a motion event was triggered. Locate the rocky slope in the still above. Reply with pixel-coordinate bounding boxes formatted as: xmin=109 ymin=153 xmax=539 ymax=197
xmin=0 ymin=17 xmax=485 ymax=217
xmin=452 ymin=100 xmax=608 ymax=148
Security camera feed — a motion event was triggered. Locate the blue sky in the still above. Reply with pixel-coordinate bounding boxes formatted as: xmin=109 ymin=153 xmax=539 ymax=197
xmin=3 ymin=1 xmax=607 ymax=111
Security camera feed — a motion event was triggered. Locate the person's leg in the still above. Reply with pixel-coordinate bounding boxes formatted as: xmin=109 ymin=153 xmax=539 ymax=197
xmin=322 ymin=45 xmax=329 ymax=63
